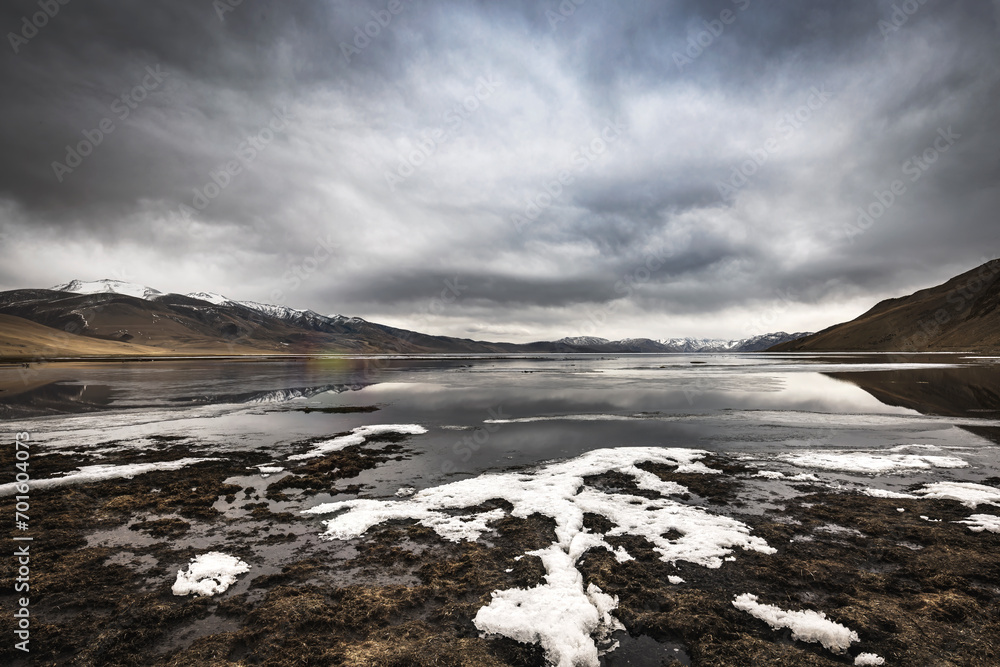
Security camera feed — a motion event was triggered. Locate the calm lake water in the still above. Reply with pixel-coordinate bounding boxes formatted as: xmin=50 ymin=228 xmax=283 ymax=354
xmin=4 ymin=353 xmax=1000 ymax=496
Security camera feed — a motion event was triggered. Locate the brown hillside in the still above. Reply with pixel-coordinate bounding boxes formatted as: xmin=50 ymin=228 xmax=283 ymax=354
xmin=772 ymin=259 xmax=1000 ymax=352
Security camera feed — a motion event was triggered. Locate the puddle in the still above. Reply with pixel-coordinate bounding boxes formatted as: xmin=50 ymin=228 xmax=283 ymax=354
xmin=602 ymin=633 xmax=691 ymax=666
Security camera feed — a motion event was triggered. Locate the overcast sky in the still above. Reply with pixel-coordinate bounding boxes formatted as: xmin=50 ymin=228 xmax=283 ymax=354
xmin=1 ymin=0 xmax=998 ymax=342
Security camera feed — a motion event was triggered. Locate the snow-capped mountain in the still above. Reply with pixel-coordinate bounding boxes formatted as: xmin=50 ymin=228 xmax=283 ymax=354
xmin=734 ymin=332 xmax=814 ymax=352
xmin=229 ymin=300 xmax=367 ymax=330
xmin=656 ymin=333 xmax=812 ymax=353
xmin=657 ymin=338 xmax=738 ymax=353
xmin=52 ymin=279 xmax=164 ymax=300
xmin=185 ymin=291 xmax=230 ymax=305
xmin=554 ymin=333 xmax=812 ymax=353
xmin=51 ymin=280 xmax=356 ymax=328
xmin=559 ymin=336 xmax=611 ymax=346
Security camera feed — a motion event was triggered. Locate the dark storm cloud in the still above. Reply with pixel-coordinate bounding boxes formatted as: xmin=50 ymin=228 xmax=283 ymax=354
xmin=1 ymin=0 xmax=999 ymax=340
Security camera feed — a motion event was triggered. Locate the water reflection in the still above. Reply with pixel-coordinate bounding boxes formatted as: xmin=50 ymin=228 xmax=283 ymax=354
xmin=827 ymin=366 xmax=1000 ymax=444
xmin=3 ymin=353 xmax=999 ymax=492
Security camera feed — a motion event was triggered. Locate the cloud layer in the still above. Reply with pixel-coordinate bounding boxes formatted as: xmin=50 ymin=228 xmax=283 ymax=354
xmin=2 ymin=0 xmax=998 ymax=340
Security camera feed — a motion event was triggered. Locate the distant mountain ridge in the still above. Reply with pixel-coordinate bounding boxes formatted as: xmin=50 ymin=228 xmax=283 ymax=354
xmin=0 ymin=278 xmax=811 ymax=358
xmin=558 ymin=333 xmax=811 ymax=353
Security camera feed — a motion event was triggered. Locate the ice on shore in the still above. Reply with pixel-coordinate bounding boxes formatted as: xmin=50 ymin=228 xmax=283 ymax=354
xmin=473 ymin=546 xmax=624 ymax=667
xmin=889 ymin=444 xmax=943 ymax=452
xmin=306 ymin=447 xmax=775 ymax=667
xmin=862 ymin=488 xmax=918 ymax=499
xmin=171 ymin=552 xmax=250 ymax=596
xmin=288 ymin=424 xmax=427 ymax=460
xmin=0 ymin=457 xmax=221 ymax=497
xmin=955 ymin=514 xmax=1000 ymax=533
xmin=754 ymin=470 xmax=821 ymax=482
xmin=917 ymin=481 xmax=1000 ymax=508
xmin=779 ymin=451 xmax=968 ymax=474
xmin=732 ymin=593 xmax=859 ymax=654
xmin=483 ymin=414 xmax=650 ymax=424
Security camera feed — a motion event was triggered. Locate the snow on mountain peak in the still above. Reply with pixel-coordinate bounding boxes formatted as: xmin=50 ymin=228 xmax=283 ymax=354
xmin=52 ymin=279 xmax=163 ymax=300
xmin=186 ymin=291 xmax=231 ymax=305
xmin=560 ymin=336 xmax=611 ymax=346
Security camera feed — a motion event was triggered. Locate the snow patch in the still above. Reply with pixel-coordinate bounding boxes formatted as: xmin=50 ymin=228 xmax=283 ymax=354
xmin=0 ymin=458 xmax=220 ymax=497
xmin=668 ymin=575 xmax=685 ymax=584
xmin=889 ymin=444 xmax=943 ymax=453
xmin=732 ymin=593 xmax=859 ymax=654
xmin=172 ymin=552 xmax=250 ymax=596
xmin=862 ymin=488 xmax=918 ymax=499
xmin=186 ymin=291 xmax=231 ymax=305
xmin=52 ymin=279 xmax=162 ymax=300
xmin=305 ymin=447 xmax=774 ymax=666
xmin=917 ymin=481 xmax=1000 ymax=508
xmin=674 ymin=461 xmax=722 ymax=474
xmin=473 ymin=546 xmax=624 ymax=667
xmin=955 ymin=514 xmax=1000 ymax=533
xmin=484 ymin=414 xmax=644 ymax=424
xmin=780 ymin=451 xmax=968 ymax=474
xmin=854 ymin=653 xmax=885 ymax=666
xmin=288 ymin=424 xmax=427 ymax=460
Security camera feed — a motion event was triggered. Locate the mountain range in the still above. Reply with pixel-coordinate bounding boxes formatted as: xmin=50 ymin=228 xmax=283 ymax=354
xmin=0 ymin=279 xmax=808 ymax=359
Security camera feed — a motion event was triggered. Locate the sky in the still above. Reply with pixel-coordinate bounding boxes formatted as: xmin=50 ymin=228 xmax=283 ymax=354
xmin=1 ymin=0 xmax=999 ymax=342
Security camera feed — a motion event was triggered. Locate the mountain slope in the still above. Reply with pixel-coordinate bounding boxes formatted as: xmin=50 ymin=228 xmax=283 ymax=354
xmin=771 ymin=259 xmax=1000 ymax=352
xmin=0 ymin=286 xmax=530 ymax=356
xmin=0 ymin=313 xmax=173 ymax=359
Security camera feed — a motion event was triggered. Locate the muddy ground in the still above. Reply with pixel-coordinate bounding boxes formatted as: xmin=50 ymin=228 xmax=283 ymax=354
xmin=1 ymin=436 xmax=998 ymax=667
